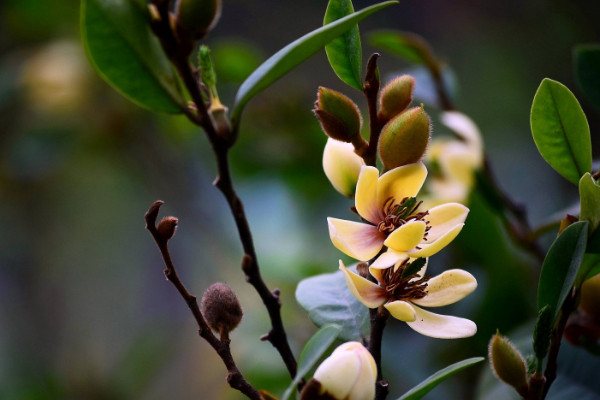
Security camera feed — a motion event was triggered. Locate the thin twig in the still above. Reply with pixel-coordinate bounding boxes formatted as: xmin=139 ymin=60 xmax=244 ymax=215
xmin=362 ymin=53 xmax=383 ymax=167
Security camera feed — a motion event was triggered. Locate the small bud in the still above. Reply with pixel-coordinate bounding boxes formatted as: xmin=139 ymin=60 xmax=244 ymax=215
xmin=300 ymin=341 xmax=376 ymax=400
xmin=378 ymin=75 xmax=415 ymax=122
xmin=489 ymin=333 xmax=529 ymax=397
xmin=201 ymin=283 xmax=243 ymax=338
xmin=175 ymin=0 xmax=221 ymax=41
xmin=314 ymin=87 xmax=362 ymax=143
xmin=559 ymin=214 xmax=578 ymax=235
xmin=157 ymin=216 xmax=178 ymax=241
xmin=322 ymin=138 xmax=365 ymax=197
xmin=378 ymin=106 xmax=431 ymax=170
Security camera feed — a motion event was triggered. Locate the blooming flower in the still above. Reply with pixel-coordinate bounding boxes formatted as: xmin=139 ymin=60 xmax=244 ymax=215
xmin=327 ymin=163 xmax=469 ymax=266
xmin=339 ymin=259 xmax=477 ymax=338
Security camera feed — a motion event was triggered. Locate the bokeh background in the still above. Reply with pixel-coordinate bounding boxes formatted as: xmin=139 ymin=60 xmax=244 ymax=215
xmin=2 ymin=0 xmax=600 ymax=399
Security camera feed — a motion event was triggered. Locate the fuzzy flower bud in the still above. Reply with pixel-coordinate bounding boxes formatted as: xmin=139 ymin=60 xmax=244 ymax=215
xmin=314 ymin=87 xmax=362 ymax=143
xmin=378 ymin=106 xmax=431 ymax=170
xmin=201 ymin=283 xmax=243 ymax=338
xmin=322 ymin=138 xmax=365 ymax=197
xmin=157 ymin=216 xmax=178 ymax=241
xmin=175 ymin=0 xmax=221 ymax=41
xmin=378 ymin=75 xmax=415 ymax=123
xmin=489 ymin=333 xmax=529 ymax=397
xmin=300 ymin=342 xmax=376 ymax=400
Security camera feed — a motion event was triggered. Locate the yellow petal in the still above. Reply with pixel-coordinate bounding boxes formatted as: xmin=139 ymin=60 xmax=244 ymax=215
xmin=322 ymin=138 xmax=365 ymax=197
xmin=339 ymin=261 xmax=387 ymax=308
xmin=384 ymin=300 xmax=416 ymax=322
xmin=370 ymin=250 xmax=409 ymax=270
xmin=328 ymin=218 xmax=385 ymax=261
xmin=313 ymin=347 xmax=361 ymax=400
xmin=411 ymin=269 xmax=477 ymax=307
xmin=408 ymin=223 xmax=464 ymax=258
xmin=376 ymin=163 xmax=427 ymax=208
xmin=355 ymin=166 xmax=381 ymax=224
xmin=406 ymin=304 xmax=477 ymax=339
xmin=384 ymin=220 xmax=426 ymax=252
xmin=426 ymin=203 xmax=469 ymax=241
xmin=440 ymin=111 xmax=483 ymax=158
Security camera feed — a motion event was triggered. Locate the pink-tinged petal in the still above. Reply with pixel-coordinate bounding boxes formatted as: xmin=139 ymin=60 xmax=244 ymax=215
xmin=328 ymin=217 xmax=385 ymax=261
xmin=376 ymin=163 xmax=427 ymax=208
xmin=339 ymin=261 xmax=387 ymax=308
xmin=408 ymin=223 xmax=464 ymax=258
xmin=355 ymin=166 xmax=381 ymax=224
xmin=426 ymin=203 xmax=469 ymax=241
xmin=384 ymin=221 xmax=427 ymax=252
xmin=411 ymin=269 xmax=477 ymax=307
xmin=407 ymin=304 xmax=477 ymax=339
xmin=370 ymin=250 xmax=409 ymax=270
xmin=384 ymin=300 xmax=416 ymax=322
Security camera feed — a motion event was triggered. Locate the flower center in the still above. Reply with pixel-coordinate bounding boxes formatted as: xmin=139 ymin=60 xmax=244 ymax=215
xmin=377 ymin=197 xmax=431 ymax=239
xmin=381 ymin=258 xmax=431 ymax=302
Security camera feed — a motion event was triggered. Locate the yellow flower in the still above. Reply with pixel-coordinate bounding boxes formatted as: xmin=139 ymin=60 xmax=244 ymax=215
xmin=323 ymin=138 xmax=365 ymax=197
xmin=327 ymin=163 xmax=469 ymax=263
xmin=339 ymin=259 xmax=477 ymax=338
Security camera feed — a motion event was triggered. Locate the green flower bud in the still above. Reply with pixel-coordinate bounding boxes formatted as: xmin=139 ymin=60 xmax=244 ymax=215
xmin=378 ymin=75 xmax=415 ymax=122
xmin=175 ymin=0 xmax=221 ymax=41
xmin=201 ymin=283 xmax=243 ymax=339
xmin=314 ymin=87 xmax=362 ymax=143
xmin=378 ymin=106 xmax=431 ymax=170
xmin=489 ymin=333 xmax=529 ymax=397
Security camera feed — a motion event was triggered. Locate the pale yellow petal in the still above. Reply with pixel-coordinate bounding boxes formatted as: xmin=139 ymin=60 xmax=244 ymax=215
xmin=384 ymin=221 xmax=426 ymax=252
xmin=426 ymin=203 xmax=469 ymax=241
xmin=355 ymin=166 xmax=381 ymax=224
xmin=377 ymin=163 xmax=427 ymax=208
xmin=322 ymin=138 xmax=365 ymax=197
xmin=407 ymin=304 xmax=477 ymax=339
xmin=313 ymin=349 xmax=360 ymax=399
xmin=384 ymin=300 xmax=416 ymax=322
xmin=339 ymin=261 xmax=387 ymax=308
xmin=440 ymin=111 xmax=483 ymax=157
xmin=408 ymin=223 xmax=464 ymax=258
xmin=411 ymin=269 xmax=477 ymax=307
xmin=370 ymin=250 xmax=409 ymax=270
xmin=328 ymin=218 xmax=385 ymax=261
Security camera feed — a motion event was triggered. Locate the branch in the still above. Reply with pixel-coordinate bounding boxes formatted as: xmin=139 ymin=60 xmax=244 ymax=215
xmin=362 ymin=53 xmax=383 ymax=167
xmin=369 ymin=306 xmax=390 ymax=400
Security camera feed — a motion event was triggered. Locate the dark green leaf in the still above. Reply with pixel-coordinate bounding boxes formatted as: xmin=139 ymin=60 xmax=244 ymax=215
xmin=324 ymin=0 xmax=363 ymax=90
xmin=296 ymin=269 xmax=369 ymax=342
xmin=533 ymin=305 xmax=552 ymax=360
xmin=579 ymin=173 xmax=600 ymax=234
xmin=401 ymin=258 xmax=426 ymax=278
xmin=231 ymin=1 xmax=397 ymax=129
xmin=537 ymin=221 xmax=588 ymax=321
xmin=576 ymin=253 xmax=600 ymax=286
xmin=397 ymin=357 xmax=485 ymax=400
xmin=574 ymin=45 xmax=600 ymax=110
xmin=81 ymin=0 xmax=184 ymax=113
xmin=530 ymin=79 xmax=591 ymax=184
xmin=281 ymin=324 xmax=341 ymax=400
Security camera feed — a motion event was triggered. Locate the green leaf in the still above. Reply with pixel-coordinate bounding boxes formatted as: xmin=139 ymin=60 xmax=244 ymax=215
xmin=369 ymin=30 xmax=433 ymax=65
xmin=530 ymin=78 xmax=592 ymax=184
xmin=579 ymin=173 xmax=600 ymax=234
xmin=231 ymin=1 xmax=397 ymax=129
xmin=537 ymin=221 xmax=588 ymax=321
xmin=324 ymin=0 xmax=363 ymax=90
xmin=281 ymin=324 xmax=341 ymax=400
xmin=574 ymin=44 xmax=600 ymax=110
xmin=401 ymin=258 xmax=426 ymax=278
xmin=575 ymin=253 xmax=600 ymax=286
xmin=81 ymin=0 xmax=184 ymax=113
xmin=296 ymin=269 xmax=370 ymax=342
xmin=397 ymin=357 xmax=484 ymax=400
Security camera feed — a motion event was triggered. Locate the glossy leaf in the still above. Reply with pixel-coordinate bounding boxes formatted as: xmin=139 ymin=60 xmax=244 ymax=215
xmin=530 ymin=79 xmax=591 ymax=184
xmin=397 ymin=357 xmax=485 ymax=400
xmin=579 ymin=173 xmax=600 ymax=234
xmin=324 ymin=0 xmax=363 ymax=90
xmin=537 ymin=221 xmax=588 ymax=321
xmin=574 ymin=45 xmax=600 ymax=110
xmin=81 ymin=0 xmax=184 ymax=113
xmin=231 ymin=1 xmax=397 ymax=129
xmin=281 ymin=324 xmax=341 ymax=400
xmin=296 ymin=269 xmax=370 ymax=342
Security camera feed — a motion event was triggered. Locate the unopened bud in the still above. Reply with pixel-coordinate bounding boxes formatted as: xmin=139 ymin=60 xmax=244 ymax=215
xmin=314 ymin=87 xmax=362 ymax=143
xmin=489 ymin=333 xmax=529 ymax=397
xmin=559 ymin=214 xmax=578 ymax=235
xmin=175 ymin=0 xmax=221 ymax=41
xmin=378 ymin=75 xmax=415 ymax=122
xmin=201 ymin=283 xmax=243 ymax=338
xmin=378 ymin=106 xmax=431 ymax=170
xmin=157 ymin=216 xmax=178 ymax=241
xmin=300 ymin=342 xmax=376 ymax=400
xmin=322 ymin=138 xmax=365 ymax=197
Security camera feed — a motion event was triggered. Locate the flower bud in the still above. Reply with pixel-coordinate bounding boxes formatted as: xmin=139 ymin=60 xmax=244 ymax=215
xmin=378 ymin=75 xmax=415 ymax=123
xmin=489 ymin=333 xmax=529 ymax=397
xmin=175 ymin=0 xmax=221 ymax=41
xmin=323 ymin=138 xmax=365 ymax=197
xmin=314 ymin=87 xmax=362 ymax=143
xmin=201 ymin=283 xmax=243 ymax=338
xmin=300 ymin=341 xmax=376 ymax=400
xmin=157 ymin=216 xmax=178 ymax=241
xmin=378 ymin=106 xmax=431 ymax=170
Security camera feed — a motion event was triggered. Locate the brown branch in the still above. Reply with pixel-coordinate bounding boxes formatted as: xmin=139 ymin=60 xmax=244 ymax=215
xmin=144 ymin=201 xmax=261 ymax=400
xmin=369 ymin=307 xmax=390 ymax=400
xmin=361 ymin=53 xmax=383 ymax=167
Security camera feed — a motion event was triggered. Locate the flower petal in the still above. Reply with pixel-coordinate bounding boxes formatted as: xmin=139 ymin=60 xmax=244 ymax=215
xmin=384 ymin=300 xmax=416 ymax=322
xmin=370 ymin=250 xmax=409 ymax=270
xmin=355 ymin=166 xmax=381 ymax=224
xmin=411 ymin=269 xmax=477 ymax=307
xmin=339 ymin=261 xmax=387 ymax=308
xmin=408 ymin=223 xmax=464 ymax=258
xmin=376 ymin=163 xmax=427 ymax=208
xmin=384 ymin=220 xmax=426 ymax=252
xmin=426 ymin=203 xmax=469 ymax=241
xmin=406 ymin=304 xmax=477 ymax=339
xmin=328 ymin=217 xmax=385 ymax=261
xmin=323 ymin=138 xmax=365 ymax=197
xmin=313 ymin=349 xmax=361 ymax=400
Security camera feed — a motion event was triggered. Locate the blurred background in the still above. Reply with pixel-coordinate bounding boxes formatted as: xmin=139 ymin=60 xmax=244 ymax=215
xmin=1 ymin=0 xmax=600 ymax=399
